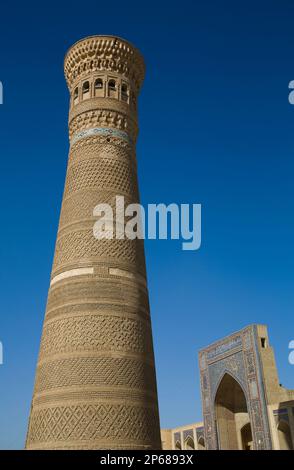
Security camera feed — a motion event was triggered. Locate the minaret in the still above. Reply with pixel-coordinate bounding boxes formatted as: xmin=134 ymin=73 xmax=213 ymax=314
xmin=26 ymin=36 xmax=161 ymax=450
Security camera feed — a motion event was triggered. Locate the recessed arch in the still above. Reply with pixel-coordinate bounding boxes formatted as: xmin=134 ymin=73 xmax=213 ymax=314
xmin=121 ymin=83 xmax=129 ymax=101
xmin=174 ymin=440 xmax=181 ymax=450
xmin=215 ymin=372 xmax=252 ymax=450
xmin=184 ymin=436 xmax=195 ymax=450
xmin=212 ymin=369 xmax=247 ymax=404
xmin=108 ymin=79 xmax=116 ymax=90
xmin=94 ymin=78 xmax=104 ymax=97
xmin=95 ymin=78 xmax=103 ymax=89
xmin=277 ymin=419 xmax=293 ymax=450
xmin=241 ymin=422 xmax=253 ymax=450
xmin=82 ymin=81 xmax=90 ymax=100
xmin=108 ymin=79 xmax=117 ymax=98
xmin=197 ymin=436 xmax=205 ymax=450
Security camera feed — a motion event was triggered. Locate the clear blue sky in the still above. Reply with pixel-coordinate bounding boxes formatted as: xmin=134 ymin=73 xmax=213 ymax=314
xmin=1 ymin=0 xmax=294 ymax=449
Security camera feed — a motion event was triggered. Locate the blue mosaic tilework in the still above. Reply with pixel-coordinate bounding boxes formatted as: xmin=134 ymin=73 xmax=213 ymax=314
xmin=208 ymin=351 xmax=247 ymax=400
xmin=207 ymin=335 xmax=242 ymax=361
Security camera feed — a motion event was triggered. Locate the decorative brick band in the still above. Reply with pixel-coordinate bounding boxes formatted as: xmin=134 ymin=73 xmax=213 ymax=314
xmin=50 ymin=267 xmax=94 ymax=286
xmin=109 ymin=267 xmax=147 ymax=287
xmin=26 ymin=403 xmax=159 ymax=449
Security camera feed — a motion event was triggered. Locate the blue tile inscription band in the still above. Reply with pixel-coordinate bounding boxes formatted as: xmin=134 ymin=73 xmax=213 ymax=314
xmin=71 ymin=127 xmax=132 ymax=146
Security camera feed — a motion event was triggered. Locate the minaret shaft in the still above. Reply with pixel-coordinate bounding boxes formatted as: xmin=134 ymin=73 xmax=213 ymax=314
xmin=26 ymin=36 xmax=161 ymax=450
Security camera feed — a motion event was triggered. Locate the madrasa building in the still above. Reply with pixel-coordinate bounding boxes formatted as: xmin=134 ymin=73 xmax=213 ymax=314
xmin=161 ymin=324 xmax=294 ymax=450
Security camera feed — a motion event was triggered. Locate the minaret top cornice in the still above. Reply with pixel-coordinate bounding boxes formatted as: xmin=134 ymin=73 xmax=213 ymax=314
xmin=64 ymin=35 xmax=145 ymax=92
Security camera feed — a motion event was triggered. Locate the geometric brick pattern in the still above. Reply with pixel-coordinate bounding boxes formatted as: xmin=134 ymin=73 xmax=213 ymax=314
xmin=39 ymin=315 xmax=154 ymax=358
xmin=46 ymin=279 xmax=150 ymax=314
xmin=45 ymin=301 xmax=150 ymax=323
xmin=34 ymin=356 xmax=157 ymax=393
xmin=58 ymin=189 xmax=134 ymax=232
xmin=69 ymin=140 xmax=135 ymax=165
xmin=28 ymin=404 xmax=160 ymax=449
xmin=52 ymin=231 xmax=146 ymax=273
xmin=64 ymin=157 xmax=138 ymax=198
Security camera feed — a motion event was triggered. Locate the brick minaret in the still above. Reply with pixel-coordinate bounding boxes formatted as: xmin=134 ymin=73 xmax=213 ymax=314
xmin=26 ymin=35 xmax=161 ymax=450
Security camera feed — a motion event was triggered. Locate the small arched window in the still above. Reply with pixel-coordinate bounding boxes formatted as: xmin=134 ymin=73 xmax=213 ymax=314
xmin=108 ymin=79 xmax=116 ymax=91
xmin=73 ymin=87 xmax=79 ymax=104
xmin=184 ymin=437 xmax=195 ymax=450
xmin=121 ymin=83 xmax=128 ymax=101
xmin=82 ymin=81 xmax=90 ymax=94
xmin=95 ymin=78 xmax=103 ymax=90
xmin=175 ymin=441 xmax=182 ymax=450
xmin=197 ymin=436 xmax=205 ymax=450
